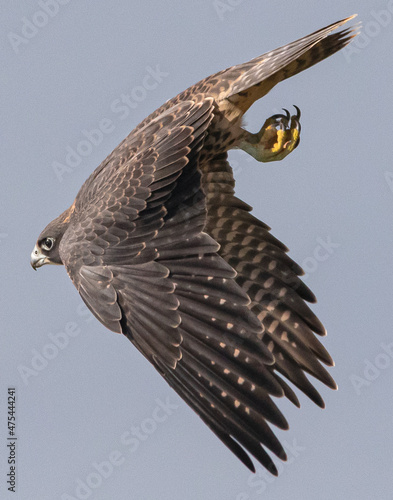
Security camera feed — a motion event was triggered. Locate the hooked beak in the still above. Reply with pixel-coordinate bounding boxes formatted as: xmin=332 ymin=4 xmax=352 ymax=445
xmin=30 ymin=245 xmax=48 ymax=270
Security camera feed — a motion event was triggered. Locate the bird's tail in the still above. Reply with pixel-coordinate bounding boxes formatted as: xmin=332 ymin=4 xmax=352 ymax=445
xmin=218 ymin=15 xmax=359 ymax=114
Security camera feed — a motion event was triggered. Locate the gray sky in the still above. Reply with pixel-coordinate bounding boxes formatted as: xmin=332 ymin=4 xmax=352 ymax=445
xmin=2 ymin=1 xmax=393 ymax=499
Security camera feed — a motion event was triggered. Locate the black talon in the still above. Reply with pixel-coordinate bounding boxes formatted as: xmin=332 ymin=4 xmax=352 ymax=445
xmin=291 ymin=116 xmax=301 ymax=133
xmin=282 ymin=108 xmax=291 ymax=120
xmin=290 ymin=105 xmax=301 ymax=132
xmin=270 ymin=112 xmax=288 ymax=122
xmin=293 ymin=105 xmax=301 ymax=119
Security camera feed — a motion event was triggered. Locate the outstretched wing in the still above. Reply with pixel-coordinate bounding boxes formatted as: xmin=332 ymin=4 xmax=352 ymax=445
xmin=225 ymin=16 xmax=358 ymax=105
xmin=60 ymin=97 xmax=215 ymax=334
xmin=203 ymin=153 xmax=336 ymax=408
xmin=131 ymin=16 xmax=358 ymax=136
xmin=59 ymin=97 xmax=292 ymax=473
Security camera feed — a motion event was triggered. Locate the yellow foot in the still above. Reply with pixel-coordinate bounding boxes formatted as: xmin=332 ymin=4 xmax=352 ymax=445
xmin=238 ymin=106 xmax=301 ymax=162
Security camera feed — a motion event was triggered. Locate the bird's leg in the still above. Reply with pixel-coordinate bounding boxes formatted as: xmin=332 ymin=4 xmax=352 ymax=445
xmin=237 ymin=106 xmax=301 ymax=162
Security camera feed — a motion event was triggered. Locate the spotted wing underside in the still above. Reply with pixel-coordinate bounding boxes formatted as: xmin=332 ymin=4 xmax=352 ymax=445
xmin=59 ymin=98 xmax=297 ymax=473
xmin=203 ymin=153 xmax=337 ymax=409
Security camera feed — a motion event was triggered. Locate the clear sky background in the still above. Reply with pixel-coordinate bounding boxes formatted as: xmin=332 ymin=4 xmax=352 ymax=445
xmin=2 ymin=1 xmax=393 ymax=499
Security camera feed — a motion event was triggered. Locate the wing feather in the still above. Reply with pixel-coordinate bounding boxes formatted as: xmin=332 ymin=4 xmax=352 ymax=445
xmin=202 ymin=153 xmax=337 ymax=408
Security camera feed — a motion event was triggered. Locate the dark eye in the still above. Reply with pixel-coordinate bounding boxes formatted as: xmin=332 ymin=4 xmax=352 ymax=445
xmin=42 ymin=237 xmax=55 ymax=251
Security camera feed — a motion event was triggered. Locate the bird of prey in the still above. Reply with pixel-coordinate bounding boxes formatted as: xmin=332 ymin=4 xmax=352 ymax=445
xmin=31 ymin=16 xmax=358 ymax=474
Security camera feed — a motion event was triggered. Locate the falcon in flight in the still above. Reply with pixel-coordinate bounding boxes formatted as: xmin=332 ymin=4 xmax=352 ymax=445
xmin=31 ymin=16 xmax=358 ymax=474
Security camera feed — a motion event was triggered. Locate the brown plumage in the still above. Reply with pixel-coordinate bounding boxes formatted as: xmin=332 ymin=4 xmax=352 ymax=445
xmin=31 ymin=16 xmax=359 ymax=474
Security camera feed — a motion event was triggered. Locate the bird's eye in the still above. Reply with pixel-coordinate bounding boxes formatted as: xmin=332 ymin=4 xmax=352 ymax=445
xmin=42 ymin=237 xmax=55 ymax=251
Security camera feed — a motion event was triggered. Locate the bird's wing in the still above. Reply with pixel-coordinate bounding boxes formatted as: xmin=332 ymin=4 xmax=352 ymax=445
xmin=131 ymin=16 xmax=358 ymax=133
xmin=203 ymin=153 xmax=336 ymax=409
xmin=60 ymin=98 xmax=292 ymax=473
xmin=60 ymin=97 xmax=214 ymax=333
xmin=223 ymin=15 xmax=358 ymax=111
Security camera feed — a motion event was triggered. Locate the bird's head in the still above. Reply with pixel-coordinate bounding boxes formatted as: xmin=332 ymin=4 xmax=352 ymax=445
xmin=30 ymin=205 xmax=74 ymax=270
